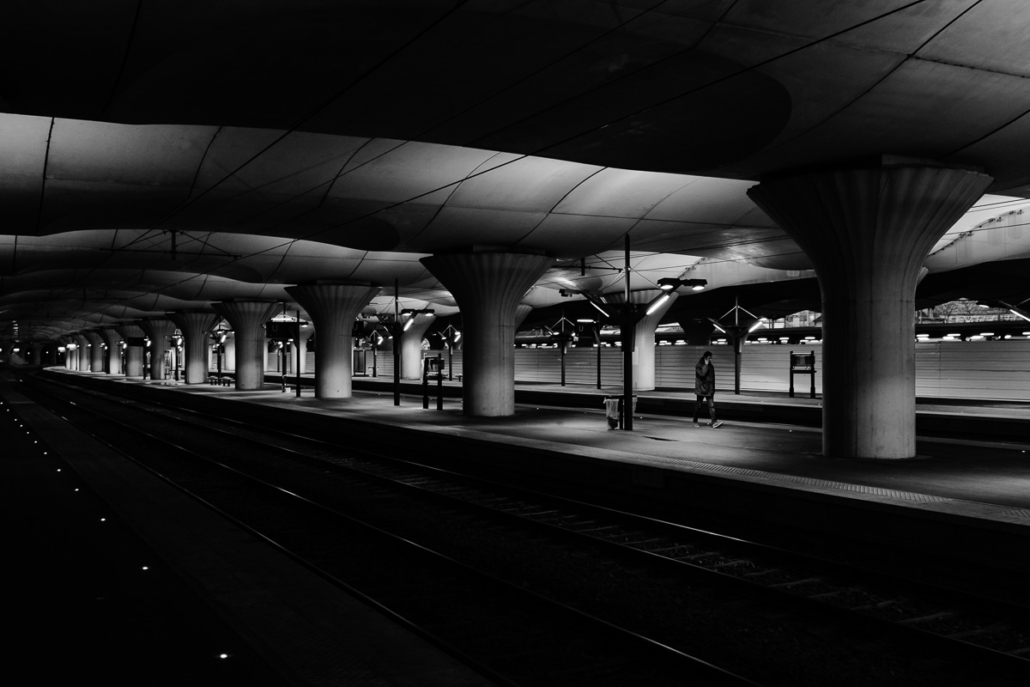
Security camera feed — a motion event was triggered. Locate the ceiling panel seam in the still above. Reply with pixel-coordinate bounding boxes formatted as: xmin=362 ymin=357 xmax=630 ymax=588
xmin=468 ymin=0 xmax=933 ymax=158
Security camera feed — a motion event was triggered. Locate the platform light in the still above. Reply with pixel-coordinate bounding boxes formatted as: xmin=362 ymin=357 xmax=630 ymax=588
xmin=645 ymin=292 xmax=671 ymax=316
xmin=980 ymin=332 xmax=994 ymax=337
xmin=748 ymin=318 xmax=766 ymax=333
xmin=1011 ymin=309 xmax=1030 ymax=323
xmin=657 ymin=277 xmax=707 ymax=292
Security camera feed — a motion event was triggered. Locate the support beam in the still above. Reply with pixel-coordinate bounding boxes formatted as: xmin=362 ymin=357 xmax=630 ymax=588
xmin=100 ymin=328 xmax=123 ymax=375
xmin=117 ymin=323 xmax=147 ymax=377
xmin=608 ymin=289 xmax=678 ymax=391
xmin=747 ymin=157 xmax=991 ymax=459
xmin=168 ymin=311 xmax=220 ymax=385
xmin=213 ymin=301 xmax=280 ymax=390
xmin=421 ymin=251 xmax=552 ymax=417
xmin=285 ymin=284 xmax=380 ymax=399
xmin=139 ymin=318 xmax=177 ymax=380
xmin=400 ymin=312 xmax=436 ymax=380
xmin=84 ymin=331 xmax=105 ymax=372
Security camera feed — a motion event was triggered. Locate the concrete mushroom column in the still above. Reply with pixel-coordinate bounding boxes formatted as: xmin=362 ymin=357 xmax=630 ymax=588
xmin=59 ymin=337 xmax=74 ymax=369
xmin=400 ymin=312 xmax=436 ymax=380
xmin=222 ymin=333 xmax=236 ymax=371
xmin=212 ymin=301 xmax=280 ymax=390
xmin=117 ymin=324 xmax=147 ymax=377
xmin=747 ymin=157 xmax=992 ymax=459
xmin=84 ymin=331 xmax=106 ymax=372
xmin=420 ymin=252 xmax=552 ymax=417
xmin=140 ymin=318 xmax=176 ymax=380
xmin=74 ymin=334 xmax=90 ymax=371
xmin=296 ymin=325 xmax=312 ymax=375
xmin=168 ymin=311 xmax=220 ymax=385
xmin=513 ymin=304 xmax=534 ymax=332
xmin=100 ymin=328 xmax=123 ymax=375
xmin=285 ymin=284 xmax=381 ymax=399
xmin=609 ymin=289 xmax=679 ymax=391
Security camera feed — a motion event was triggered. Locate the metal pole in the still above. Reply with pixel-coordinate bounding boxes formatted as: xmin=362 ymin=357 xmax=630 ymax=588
xmin=623 ymin=234 xmax=633 ymax=431
xmin=295 ymin=311 xmax=302 ymax=398
xmin=596 ymin=324 xmax=601 ymax=390
xmin=734 ymin=297 xmax=742 ymax=395
xmin=422 ymin=358 xmax=429 ymax=409
xmin=560 ymin=341 xmax=566 ymax=386
xmin=393 ymin=278 xmax=400 ymax=406
xmin=437 ymin=353 xmax=443 ymax=410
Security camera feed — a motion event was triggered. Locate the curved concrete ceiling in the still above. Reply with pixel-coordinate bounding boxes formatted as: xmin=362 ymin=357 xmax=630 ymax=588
xmin=3 ymin=1 xmax=1030 ymax=341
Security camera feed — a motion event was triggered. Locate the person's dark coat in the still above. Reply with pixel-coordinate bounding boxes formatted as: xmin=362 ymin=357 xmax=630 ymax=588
xmin=695 ymin=354 xmax=715 ymax=396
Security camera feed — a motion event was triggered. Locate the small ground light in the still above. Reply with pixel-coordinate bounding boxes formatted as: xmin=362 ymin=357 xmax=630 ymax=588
xmin=100 ymin=518 xmax=106 ymax=522
xmin=219 ymin=654 xmax=229 ymax=659
xmin=141 ymin=566 xmax=149 ymax=571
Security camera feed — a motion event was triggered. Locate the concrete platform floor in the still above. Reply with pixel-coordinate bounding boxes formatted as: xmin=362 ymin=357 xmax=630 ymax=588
xmin=129 ymin=372 xmax=1030 ymax=527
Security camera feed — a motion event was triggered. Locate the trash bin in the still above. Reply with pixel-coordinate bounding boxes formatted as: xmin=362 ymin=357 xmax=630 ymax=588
xmin=604 ymin=396 xmax=621 ymax=429
xmin=603 ymin=395 xmax=638 ymax=430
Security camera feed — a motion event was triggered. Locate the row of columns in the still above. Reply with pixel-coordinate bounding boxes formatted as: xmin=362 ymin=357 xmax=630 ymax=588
xmin=48 ymin=158 xmax=992 ymax=461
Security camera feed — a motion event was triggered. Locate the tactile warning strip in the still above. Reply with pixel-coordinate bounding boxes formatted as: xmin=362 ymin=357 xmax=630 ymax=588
xmin=629 ymin=454 xmax=1030 ymax=521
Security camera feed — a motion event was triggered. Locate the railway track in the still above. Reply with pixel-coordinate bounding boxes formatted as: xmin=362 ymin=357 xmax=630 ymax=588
xmin=18 ymin=372 xmax=1030 ymax=686
xmin=15 ymin=373 xmax=756 ymax=687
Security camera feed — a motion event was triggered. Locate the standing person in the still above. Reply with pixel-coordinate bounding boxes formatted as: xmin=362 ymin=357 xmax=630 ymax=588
xmin=693 ymin=350 xmax=723 ymax=428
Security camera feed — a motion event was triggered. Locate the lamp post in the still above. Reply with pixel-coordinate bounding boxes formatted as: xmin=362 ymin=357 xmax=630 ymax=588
xmin=173 ymin=335 xmax=182 ymax=381
xmin=709 ymin=297 xmax=763 ymax=395
xmin=211 ymin=326 xmax=230 ymax=383
xmin=548 ymin=314 xmax=577 ymax=387
xmin=441 ymin=324 xmax=460 ymax=381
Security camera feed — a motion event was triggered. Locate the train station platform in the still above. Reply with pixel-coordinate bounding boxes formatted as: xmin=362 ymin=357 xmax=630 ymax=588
xmin=75 ymin=369 xmax=1030 ymax=521
xmin=143 ymin=372 xmax=1030 ymax=576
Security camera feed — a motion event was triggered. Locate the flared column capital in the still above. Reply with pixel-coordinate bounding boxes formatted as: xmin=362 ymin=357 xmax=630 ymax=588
xmin=139 ymin=318 xmax=177 ymax=341
xmin=213 ymin=300 xmax=280 ymax=331
xmin=421 ymin=252 xmax=553 ymax=315
xmin=116 ymin=323 xmax=146 ymax=339
xmin=99 ymin=327 xmax=122 ymax=345
xmin=285 ymin=284 xmax=381 ymax=324
xmin=513 ymin=304 xmax=534 ymax=331
xmin=168 ymin=311 xmax=221 ymax=337
xmin=747 ymin=159 xmax=993 ymax=296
